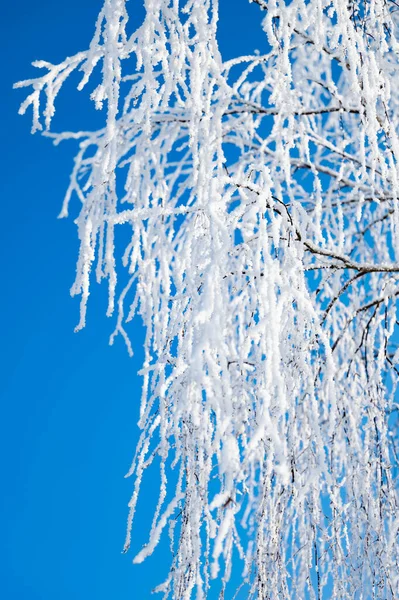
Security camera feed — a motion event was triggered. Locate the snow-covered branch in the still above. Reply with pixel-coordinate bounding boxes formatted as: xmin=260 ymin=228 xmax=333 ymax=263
xmin=15 ymin=0 xmax=399 ymax=597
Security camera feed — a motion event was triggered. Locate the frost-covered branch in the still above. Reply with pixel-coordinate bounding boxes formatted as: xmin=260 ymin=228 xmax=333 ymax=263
xmin=15 ymin=0 xmax=399 ymax=598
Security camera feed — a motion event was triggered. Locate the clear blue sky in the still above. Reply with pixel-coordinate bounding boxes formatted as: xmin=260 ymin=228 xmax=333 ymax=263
xmin=2 ymin=2 xmax=267 ymax=598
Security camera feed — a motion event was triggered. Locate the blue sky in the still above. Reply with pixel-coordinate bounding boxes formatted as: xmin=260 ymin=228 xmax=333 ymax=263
xmin=2 ymin=2 xmax=267 ymax=598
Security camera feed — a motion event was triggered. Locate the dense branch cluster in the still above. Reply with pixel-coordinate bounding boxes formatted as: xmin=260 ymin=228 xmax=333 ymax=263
xmin=16 ymin=0 xmax=399 ymax=597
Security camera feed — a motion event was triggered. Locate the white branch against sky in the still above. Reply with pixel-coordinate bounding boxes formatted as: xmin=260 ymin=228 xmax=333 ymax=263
xmin=15 ymin=0 xmax=399 ymax=597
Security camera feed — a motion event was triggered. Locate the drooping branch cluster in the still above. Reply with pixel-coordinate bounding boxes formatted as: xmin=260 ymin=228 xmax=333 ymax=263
xmin=16 ymin=0 xmax=399 ymax=598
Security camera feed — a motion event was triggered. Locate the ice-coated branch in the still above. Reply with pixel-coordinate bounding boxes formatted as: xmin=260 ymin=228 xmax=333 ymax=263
xmin=15 ymin=0 xmax=399 ymax=598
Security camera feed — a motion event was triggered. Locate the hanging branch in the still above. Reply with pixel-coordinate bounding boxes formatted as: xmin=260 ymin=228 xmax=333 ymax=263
xmin=15 ymin=0 xmax=399 ymax=598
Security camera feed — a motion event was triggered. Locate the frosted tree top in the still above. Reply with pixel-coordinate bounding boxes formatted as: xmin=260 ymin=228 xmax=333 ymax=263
xmin=15 ymin=0 xmax=399 ymax=598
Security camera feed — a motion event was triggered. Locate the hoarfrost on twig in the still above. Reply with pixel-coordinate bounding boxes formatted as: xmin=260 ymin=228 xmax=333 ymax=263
xmin=15 ymin=0 xmax=399 ymax=597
